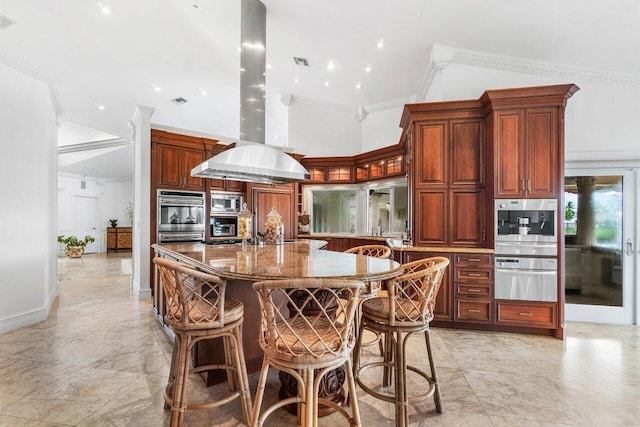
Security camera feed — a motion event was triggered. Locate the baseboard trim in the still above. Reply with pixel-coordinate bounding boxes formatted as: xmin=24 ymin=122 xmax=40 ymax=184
xmin=132 ymin=277 xmax=152 ymax=300
xmin=0 ymin=284 xmax=59 ymax=334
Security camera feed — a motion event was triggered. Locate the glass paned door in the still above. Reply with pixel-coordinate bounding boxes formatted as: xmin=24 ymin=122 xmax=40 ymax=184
xmin=564 ymin=169 xmax=636 ymax=324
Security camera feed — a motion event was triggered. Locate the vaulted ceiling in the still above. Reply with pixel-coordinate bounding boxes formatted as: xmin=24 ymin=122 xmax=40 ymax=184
xmin=1 ymin=0 xmax=638 ymax=178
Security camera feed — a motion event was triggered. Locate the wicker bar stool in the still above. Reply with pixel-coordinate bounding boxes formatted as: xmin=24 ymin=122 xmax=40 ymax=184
xmin=153 ymin=257 xmax=252 ymax=427
xmin=252 ymin=278 xmax=364 ymax=427
xmin=353 ymin=257 xmax=449 ymax=427
xmin=343 ymin=245 xmax=392 ymax=352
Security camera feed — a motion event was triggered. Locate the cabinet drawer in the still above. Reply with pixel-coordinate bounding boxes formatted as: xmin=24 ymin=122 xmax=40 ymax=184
xmin=454 ymin=268 xmax=493 ymax=283
xmin=454 ymin=253 xmax=493 ymax=267
xmin=456 ymin=283 xmax=491 ymax=297
xmin=496 ymin=301 xmax=557 ymax=329
xmin=455 ymin=298 xmax=492 ymax=323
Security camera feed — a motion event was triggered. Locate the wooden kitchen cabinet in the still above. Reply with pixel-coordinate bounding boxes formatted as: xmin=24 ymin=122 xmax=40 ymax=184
xmin=156 ymin=144 xmax=206 ymax=191
xmin=490 ymin=108 xmax=559 ymax=198
xmin=403 ymin=105 xmax=486 ymax=248
xmin=404 ymin=251 xmax=453 ymax=321
xmin=496 ymin=300 xmax=557 ymax=329
xmin=209 ymin=178 xmax=244 ymax=193
xmin=481 ymin=85 xmax=579 ymax=199
xmin=107 ymin=227 xmax=132 ymax=252
xmin=249 ymin=183 xmax=296 ymax=240
xmin=453 ymin=252 xmax=494 ymax=323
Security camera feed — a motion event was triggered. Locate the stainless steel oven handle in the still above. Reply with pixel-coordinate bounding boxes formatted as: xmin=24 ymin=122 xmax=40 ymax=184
xmin=495 ymin=268 xmax=556 ymax=274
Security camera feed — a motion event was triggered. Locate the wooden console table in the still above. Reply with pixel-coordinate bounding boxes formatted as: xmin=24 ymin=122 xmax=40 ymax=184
xmin=107 ymin=227 xmax=132 ymax=252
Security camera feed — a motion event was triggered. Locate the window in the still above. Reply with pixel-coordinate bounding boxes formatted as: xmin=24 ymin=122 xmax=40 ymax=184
xmin=305 ymin=178 xmax=407 ymax=235
xmin=368 ymin=182 xmax=408 ymax=234
xmin=311 ymin=190 xmax=356 ymax=233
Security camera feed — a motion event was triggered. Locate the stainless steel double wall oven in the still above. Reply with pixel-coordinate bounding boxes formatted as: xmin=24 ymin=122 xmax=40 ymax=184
xmin=157 ymin=190 xmax=206 ymax=243
xmin=494 ymin=199 xmax=559 ymax=302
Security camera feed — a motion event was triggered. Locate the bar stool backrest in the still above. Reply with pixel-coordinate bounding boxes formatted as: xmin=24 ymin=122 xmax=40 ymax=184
xmin=389 ymin=257 xmax=449 ymax=326
xmin=344 ymin=244 xmax=392 ymax=259
xmin=253 ymin=279 xmax=364 ymax=364
xmin=154 ymin=257 xmax=227 ymax=330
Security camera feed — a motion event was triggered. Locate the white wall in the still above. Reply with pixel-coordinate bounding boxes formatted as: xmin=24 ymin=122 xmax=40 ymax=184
xmin=361 ymin=107 xmax=404 ymax=153
xmin=289 ymin=99 xmax=361 ymax=156
xmin=430 ymin=62 xmax=640 ymax=160
xmin=0 ymin=60 xmax=58 ymax=333
xmin=57 ymin=175 xmax=133 ymax=254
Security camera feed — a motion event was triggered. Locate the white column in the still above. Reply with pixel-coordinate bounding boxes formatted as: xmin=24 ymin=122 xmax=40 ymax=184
xmin=132 ymin=105 xmax=155 ymax=300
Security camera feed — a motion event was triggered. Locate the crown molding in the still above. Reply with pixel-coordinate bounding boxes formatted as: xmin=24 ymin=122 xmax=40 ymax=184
xmin=151 ymin=123 xmax=235 ymax=144
xmin=416 ymin=61 xmax=439 ymax=102
xmin=57 ymin=138 xmax=130 ymax=154
xmin=451 ymin=47 xmax=640 ymax=89
xmin=0 ymin=53 xmax=64 ymax=121
xmin=364 ymin=96 xmax=414 ymax=114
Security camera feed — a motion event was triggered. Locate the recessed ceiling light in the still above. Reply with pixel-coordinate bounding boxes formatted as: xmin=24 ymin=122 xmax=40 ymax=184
xmin=327 ymin=60 xmax=335 ymax=71
xmin=293 ymin=77 xmax=299 ymax=83
xmin=365 ymin=66 xmax=372 ymax=73
xmin=355 ymin=83 xmax=361 ymax=90
xmin=200 ymin=89 xmax=207 ymax=96
xmin=236 ymin=46 xmax=242 ymax=52
xmin=152 ymin=84 xmax=161 ymax=92
xmin=293 ymin=57 xmax=309 ymax=67
xmin=266 ymin=63 xmax=272 ymax=69
xmin=377 ymin=39 xmax=384 ymax=49
xmin=97 ymin=104 xmax=105 ymax=110
xmin=97 ymin=3 xmax=112 ymax=15
xmin=324 ymin=81 xmax=330 ymax=87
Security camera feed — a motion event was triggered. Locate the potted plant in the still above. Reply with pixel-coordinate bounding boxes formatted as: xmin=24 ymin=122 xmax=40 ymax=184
xmin=109 ymin=218 xmax=118 ymax=228
xmin=57 ymin=235 xmax=96 ymax=258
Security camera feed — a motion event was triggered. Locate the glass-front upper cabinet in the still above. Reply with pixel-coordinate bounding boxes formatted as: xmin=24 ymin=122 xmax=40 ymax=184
xmin=304 ymin=178 xmax=407 ymax=236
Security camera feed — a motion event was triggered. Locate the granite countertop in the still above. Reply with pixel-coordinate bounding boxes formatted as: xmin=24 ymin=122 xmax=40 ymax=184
xmin=390 ymin=246 xmax=494 ymax=254
xmin=298 ymin=234 xmax=494 ymax=254
xmin=152 ymin=239 xmax=402 ymax=282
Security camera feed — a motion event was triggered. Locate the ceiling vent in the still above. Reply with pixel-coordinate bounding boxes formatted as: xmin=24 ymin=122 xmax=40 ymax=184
xmin=171 ymin=97 xmax=188 ymax=105
xmin=0 ymin=14 xmax=16 ymax=30
xmin=293 ymin=57 xmax=309 ymax=67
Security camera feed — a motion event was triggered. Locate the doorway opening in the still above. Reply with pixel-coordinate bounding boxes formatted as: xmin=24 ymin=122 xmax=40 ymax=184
xmin=564 ymin=169 xmax=637 ymax=324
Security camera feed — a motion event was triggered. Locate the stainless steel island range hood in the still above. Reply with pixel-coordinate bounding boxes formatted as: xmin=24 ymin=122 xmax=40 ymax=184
xmin=191 ymin=0 xmax=309 ymax=185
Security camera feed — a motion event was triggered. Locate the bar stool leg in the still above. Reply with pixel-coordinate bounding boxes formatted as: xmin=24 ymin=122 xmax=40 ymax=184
xmin=394 ymin=330 xmax=408 ymax=427
xmin=425 ymin=328 xmax=443 ymax=413
xmin=223 ymin=335 xmax=236 ymax=392
xmin=227 ymin=328 xmax=250 ymax=424
xmin=165 ymin=335 xmax=180 ymax=409
xmin=251 ymin=360 xmax=271 ymax=427
xmin=233 ymin=323 xmax=253 ymax=424
xmin=345 ymin=358 xmax=362 ymax=427
xmin=171 ymin=334 xmax=190 ymax=427
xmin=305 ymin=368 xmax=315 ymax=427
xmin=352 ymin=317 xmax=366 ymax=377
xmin=383 ymin=333 xmax=394 ymax=387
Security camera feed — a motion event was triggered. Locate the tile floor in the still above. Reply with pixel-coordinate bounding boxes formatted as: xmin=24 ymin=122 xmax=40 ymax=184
xmin=0 ymin=253 xmax=638 ymax=426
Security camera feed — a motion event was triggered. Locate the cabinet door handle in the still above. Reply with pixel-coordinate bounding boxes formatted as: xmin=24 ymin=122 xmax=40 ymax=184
xmin=467 ymin=288 xmax=481 ymax=292
xmin=527 ymin=179 xmax=531 ymax=192
xmin=467 ymin=258 xmax=481 ymax=262
xmin=521 ymin=179 xmax=526 ymax=192
xmin=519 ymin=312 xmax=533 ymax=316
xmin=467 ymin=309 xmax=481 ymax=313
xmin=467 ymin=273 xmax=482 ymax=277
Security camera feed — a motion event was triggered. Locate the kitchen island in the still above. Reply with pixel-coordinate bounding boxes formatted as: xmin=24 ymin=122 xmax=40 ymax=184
xmin=151 ymin=240 xmax=402 ymax=382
